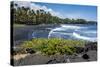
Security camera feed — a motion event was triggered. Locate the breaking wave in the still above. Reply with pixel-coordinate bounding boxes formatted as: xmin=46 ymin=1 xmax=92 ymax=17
xmin=48 ymin=24 xmax=97 ymax=42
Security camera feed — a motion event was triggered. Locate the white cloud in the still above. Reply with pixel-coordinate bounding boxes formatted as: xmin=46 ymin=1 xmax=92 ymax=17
xmin=14 ymin=1 xmax=31 ymax=8
xmin=30 ymin=3 xmax=64 ymax=18
xmin=14 ymin=1 xmax=64 ymax=18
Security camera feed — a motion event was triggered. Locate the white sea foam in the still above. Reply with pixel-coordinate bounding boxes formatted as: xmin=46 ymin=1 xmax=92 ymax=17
xmin=32 ymin=33 xmax=36 ymax=38
xmin=73 ymin=32 xmax=97 ymax=41
xmin=51 ymin=32 xmax=72 ymax=36
xmin=48 ymin=25 xmax=75 ymax=38
xmin=75 ymin=29 xmax=97 ymax=34
xmin=48 ymin=27 xmax=64 ymax=38
xmin=60 ymin=24 xmax=83 ymax=29
xmin=48 ymin=24 xmax=97 ymax=42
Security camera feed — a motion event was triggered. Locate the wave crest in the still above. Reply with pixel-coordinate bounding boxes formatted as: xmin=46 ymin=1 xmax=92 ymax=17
xmin=73 ymin=32 xmax=97 ymax=41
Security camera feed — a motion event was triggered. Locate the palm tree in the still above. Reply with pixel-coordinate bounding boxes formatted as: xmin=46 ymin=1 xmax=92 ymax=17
xmin=28 ymin=10 xmax=36 ymax=24
xmin=36 ymin=10 xmax=40 ymax=24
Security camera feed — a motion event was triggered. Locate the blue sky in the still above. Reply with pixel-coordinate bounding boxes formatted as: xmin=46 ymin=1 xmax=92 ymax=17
xmin=34 ymin=2 xmax=97 ymax=21
xmin=15 ymin=1 xmax=97 ymax=21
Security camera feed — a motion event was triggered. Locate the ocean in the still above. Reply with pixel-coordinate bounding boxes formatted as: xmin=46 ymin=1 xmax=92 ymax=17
xmin=31 ymin=24 xmax=97 ymax=42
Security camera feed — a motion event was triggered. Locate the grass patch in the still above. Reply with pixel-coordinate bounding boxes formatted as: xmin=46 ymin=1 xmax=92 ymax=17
xmin=16 ymin=38 xmax=87 ymax=55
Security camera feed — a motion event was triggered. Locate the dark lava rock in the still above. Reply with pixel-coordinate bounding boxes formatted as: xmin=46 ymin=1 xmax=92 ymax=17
xmin=46 ymin=59 xmax=58 ymax=64
xmin=85 ymin=42 xmax=97 ymax=51
xmin=46 ymin=54 xmax=69 ymax=64
xmin=26 ymin=48 xmax=35 ymax=54
xmin=75 ymin=47 xmax=84 ymax=53
xmin=82 ymin=54 xmax=90 ymax=60
xmin=84 ymin=48 xmax=89 ymax=52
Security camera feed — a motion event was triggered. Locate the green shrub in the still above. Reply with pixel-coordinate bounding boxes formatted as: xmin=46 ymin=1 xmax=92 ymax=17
xmin=18 ymin=38 xmax=86 ymax=55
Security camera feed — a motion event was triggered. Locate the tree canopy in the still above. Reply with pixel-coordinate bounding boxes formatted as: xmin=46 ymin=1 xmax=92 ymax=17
xmin=11 ymin=2 xmax=97 ymax=25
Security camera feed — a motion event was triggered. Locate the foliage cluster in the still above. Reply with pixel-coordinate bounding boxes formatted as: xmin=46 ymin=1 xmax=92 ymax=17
xmin=18 ymin=38 xmax=86 ymax=55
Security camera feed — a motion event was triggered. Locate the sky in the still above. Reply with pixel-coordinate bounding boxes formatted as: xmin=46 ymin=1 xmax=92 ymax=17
xmin=14 ymin=1 xmax=97 ymax=21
